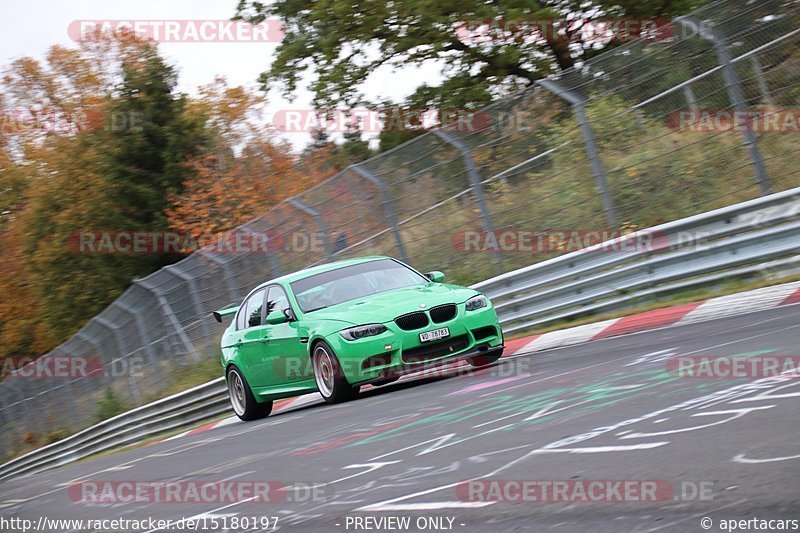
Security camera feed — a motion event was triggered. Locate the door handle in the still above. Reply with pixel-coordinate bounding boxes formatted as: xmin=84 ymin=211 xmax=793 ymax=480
xmin=260 ymin=336 xmax=270 ymax=343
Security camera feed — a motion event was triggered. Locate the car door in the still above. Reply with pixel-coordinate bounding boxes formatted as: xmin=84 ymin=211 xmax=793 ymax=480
xmin=234 ymin=288 xmax=272 ymax=388
xmin=263 ymin=285 xmax=312 ymax=384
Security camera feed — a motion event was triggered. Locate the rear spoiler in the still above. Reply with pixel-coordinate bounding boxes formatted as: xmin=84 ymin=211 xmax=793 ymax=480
xmin=213 ymin=306 xmax=239 ymax=323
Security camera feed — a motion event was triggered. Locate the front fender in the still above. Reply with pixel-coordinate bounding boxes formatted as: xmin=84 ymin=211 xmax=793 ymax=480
xmin=312 ymin=328 xmax=398 ymax=383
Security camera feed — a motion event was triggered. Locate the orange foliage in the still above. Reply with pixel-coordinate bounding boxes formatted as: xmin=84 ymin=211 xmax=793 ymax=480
xmin=0 ymin=223 xmax=55 ymax=356
xmin=167 ymin=140 xmax=326 ymax=236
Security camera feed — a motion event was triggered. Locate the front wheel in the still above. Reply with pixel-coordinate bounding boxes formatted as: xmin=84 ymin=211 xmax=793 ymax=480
xmin=227 ymin=366 xmax=273 ymax=421
xmin=312 ymin=341 xmax=359 ymax=404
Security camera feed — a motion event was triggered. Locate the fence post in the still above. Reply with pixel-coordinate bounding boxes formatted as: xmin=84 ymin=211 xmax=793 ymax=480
xmin=537 ymin=78 xmax=620 ymax=229
xmin=677 ymin=16 xmax=771 ymax=195
xmin=47 ymin=347 xmax=87 ymax=430
xmin=196 ymin=249 xmax=239 ymax=305
xmin=433 ymin=129 xmax=503 ymax=273
xmin=288 ymin=198 xmax=332 ymax=259
xmin=93 ymin=317 xmax=142 ymax=406
xmin=134 ymin=278 xmax=198 ymax=362
xmin=76 ymin=330 xmax=112 ymax=390
xmin=113 ymin=299 xmax=159 ymax=366
xmin=350 ymin=164 xmax=408 ymax=262
xmin=683 ymin=83 xmax=699 ymax=111
xmin=1 ymin=380 xmax=38 ymax=437
xmin=164 ymin=265 xmax=211 ymax=340
xmin=239 ymin=222 xmax=282 ymax=277
xmin=74 ymin=329 xmax=119 ymax=425
xmin=61 ymin=342 xmax=100 ymax=429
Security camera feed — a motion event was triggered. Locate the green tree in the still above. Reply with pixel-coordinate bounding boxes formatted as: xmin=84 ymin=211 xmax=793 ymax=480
xmin=99 ymin=42 xmax=207 ymax=231
xmin=234 ymin=0 xmax=705 ymax=111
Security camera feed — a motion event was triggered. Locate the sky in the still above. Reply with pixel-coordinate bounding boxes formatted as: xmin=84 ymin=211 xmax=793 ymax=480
xmin=0 ymin=0 xmax=443 ymax=149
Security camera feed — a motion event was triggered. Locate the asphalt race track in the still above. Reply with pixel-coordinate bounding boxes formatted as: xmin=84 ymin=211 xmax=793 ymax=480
xmin=1 ymin=305 xmax=799 ymax=533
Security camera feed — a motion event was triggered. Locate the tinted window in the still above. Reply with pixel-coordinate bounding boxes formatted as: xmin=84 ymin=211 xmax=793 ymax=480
xmin=291 ymin=259 xmax=427 ymax=313
xmin=238 ymin=288 xmax=266 ymax=329
xmin=266 ymin=285 xmax=291 ymax=317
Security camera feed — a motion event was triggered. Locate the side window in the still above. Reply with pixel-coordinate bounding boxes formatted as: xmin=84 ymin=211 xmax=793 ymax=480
xmin=237 ymin=288 xmax=266 ymax=330
xmin=266 ymin=285 xmax=291 ymax=318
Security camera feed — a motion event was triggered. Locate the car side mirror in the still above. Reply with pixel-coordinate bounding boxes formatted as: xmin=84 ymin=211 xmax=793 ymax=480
xmin=425 ymin=271 xmax=445 ymax=283
xmin=266 ymin=310 xmax=289 ymax=325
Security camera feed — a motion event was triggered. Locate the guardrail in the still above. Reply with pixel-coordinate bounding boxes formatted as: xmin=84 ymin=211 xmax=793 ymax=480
xmin=0 ymin=378 xmax=227 ymax=482
xmin=474 ymin=186 xmax=800 ymax=334
xmin=2 ymin=186 xmax=798 ymax=482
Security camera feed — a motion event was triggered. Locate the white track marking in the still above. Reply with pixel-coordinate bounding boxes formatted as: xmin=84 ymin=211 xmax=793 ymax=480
xmin=620 ymin=406 xmax=775 ymax=439
xmin=675 ymin=282 xmax=800 ymax=326
xmin=625 ymin=349 xmax=676 ymax=366
xmin=732 ymin=452 xmax=800 ymax=464
xmin=535 ymin=442 xmax=669 ymax=453
xmin=521 ymin=319 xmax=617 ymax=352
xmin=730 ymin=381 xmax=800 ymax=403
xmin=358 ymin=501 xmax=494 ymax=511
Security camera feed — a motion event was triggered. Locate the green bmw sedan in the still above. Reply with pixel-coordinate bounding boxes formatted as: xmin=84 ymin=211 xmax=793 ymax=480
xmin=214 ymin=256 xmax=504 ymax=420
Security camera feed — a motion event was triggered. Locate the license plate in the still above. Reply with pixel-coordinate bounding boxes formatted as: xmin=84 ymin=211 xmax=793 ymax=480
xmin=420 ymin=327 xmax=450 ymax=343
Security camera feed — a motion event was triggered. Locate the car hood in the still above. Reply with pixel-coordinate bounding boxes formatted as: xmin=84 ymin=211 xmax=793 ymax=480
xmin=304 ymin=283 xmax=479 ymax=325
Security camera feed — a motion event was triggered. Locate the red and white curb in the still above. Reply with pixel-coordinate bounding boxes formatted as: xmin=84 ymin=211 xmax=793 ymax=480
xmin=516 ymin=280 xmax=800 ymax=353
xmin=151 ymin=280 xmax=800 ymax=445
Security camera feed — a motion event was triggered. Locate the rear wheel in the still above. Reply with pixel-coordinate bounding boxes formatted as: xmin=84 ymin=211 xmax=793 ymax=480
xmin=466 ymin=349 xmax=503 ymax=368
xmin=227 ymin=366 xmax=273 ymax=421
xmin=312 ymin=341 xmax=359 ymax=403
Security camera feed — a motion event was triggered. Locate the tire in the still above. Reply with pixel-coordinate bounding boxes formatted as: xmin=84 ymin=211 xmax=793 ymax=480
xmin=466 ymin=349 xmax=503 ymax=368
xmin=312 ymin=341 xmax=360 ymax=404
xmin=227 ymin=366 xmax=273 ymax=421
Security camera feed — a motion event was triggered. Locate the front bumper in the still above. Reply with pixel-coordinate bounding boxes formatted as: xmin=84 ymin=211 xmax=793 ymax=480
xmin=330 ymin=304 xmax=504 ymax=384
xmin=355 ymin=344 xmax=505 ymax=386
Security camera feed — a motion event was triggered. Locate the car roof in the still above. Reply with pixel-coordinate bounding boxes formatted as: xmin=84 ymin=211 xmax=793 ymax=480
xmin=254 ymin=255 xmax=392 ymax=291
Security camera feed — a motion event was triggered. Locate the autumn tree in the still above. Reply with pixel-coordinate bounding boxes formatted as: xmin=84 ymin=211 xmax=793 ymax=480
xmin=0 ymin=36 xmax=209 ymax=353
xmin=167 ymin=79 xmax=329 ymax=236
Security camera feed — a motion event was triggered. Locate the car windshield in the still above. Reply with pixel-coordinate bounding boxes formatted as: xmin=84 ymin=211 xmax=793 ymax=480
xmin=290 ymin=259 xmax=428 ymax=313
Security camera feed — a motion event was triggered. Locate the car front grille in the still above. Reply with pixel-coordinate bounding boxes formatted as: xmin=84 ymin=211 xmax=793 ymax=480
xmin=429 ymin=304 xmax=457 ymax=323
xmin=394 ymin=312 xmax=429 ymax=331
xmin=402 ymin=335 xmax=469 ymax=364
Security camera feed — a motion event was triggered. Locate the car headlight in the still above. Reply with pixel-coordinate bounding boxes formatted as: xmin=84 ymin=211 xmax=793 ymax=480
xmin=465 ymin=294 xmax=488 ymax=311
xmin=340 ymin=324 xmax=388 ymax=341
